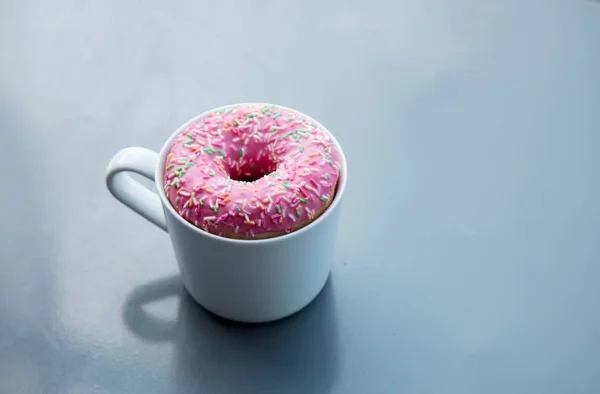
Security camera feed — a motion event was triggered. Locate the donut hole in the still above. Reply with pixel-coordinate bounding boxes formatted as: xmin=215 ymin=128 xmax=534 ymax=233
xmin=225 ymin=155 xmax=278 ymax=183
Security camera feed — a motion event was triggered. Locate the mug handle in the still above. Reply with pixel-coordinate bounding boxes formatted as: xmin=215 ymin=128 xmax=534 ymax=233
xmin=106 ymin=147 xmax=167 ymax=232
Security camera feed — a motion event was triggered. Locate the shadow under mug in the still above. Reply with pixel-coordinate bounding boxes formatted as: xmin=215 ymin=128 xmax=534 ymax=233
xmin=105 ymin=103 xmax=348 ymax=323
xmin=122 ymin=275 xmax=340 ymax=393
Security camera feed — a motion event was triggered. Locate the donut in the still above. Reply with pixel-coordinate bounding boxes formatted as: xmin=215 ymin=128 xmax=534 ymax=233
xmin=163 ymin=104 xmax=341 ymax=239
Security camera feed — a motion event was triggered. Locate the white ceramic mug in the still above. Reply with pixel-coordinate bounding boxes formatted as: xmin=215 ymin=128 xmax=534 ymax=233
xmin=106 ymin=104 xmax=347 ymax=323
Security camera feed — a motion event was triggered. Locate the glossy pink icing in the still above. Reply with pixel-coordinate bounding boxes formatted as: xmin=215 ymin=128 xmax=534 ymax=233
xmin=163 ymin=104 xmax=340 ymax=238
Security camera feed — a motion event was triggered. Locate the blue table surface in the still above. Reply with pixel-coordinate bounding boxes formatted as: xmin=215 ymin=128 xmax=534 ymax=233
xmin=1 ymin=1 xmax=599 ymax=393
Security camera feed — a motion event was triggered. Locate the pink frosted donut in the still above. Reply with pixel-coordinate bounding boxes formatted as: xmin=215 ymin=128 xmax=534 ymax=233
xmin=163 ymin=104 xmax=341 ymax=239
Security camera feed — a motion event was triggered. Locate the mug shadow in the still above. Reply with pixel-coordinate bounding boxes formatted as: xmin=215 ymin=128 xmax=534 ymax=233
xmin=123 ymin=275 xmax=341 ymax=394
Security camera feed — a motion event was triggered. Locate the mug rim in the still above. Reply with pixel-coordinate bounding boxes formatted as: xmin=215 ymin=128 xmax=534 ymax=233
xmin=154 ymin=103 xmax=348 ymax=245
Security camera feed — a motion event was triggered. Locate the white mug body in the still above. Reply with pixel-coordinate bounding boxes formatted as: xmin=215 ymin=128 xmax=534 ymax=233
xmin=106 ymin=103 xmax=347 ymax=323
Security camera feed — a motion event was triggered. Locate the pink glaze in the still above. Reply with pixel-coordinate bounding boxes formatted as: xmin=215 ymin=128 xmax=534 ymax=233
xmin=163 ymin=104 xmax=341 ymax=238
